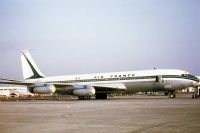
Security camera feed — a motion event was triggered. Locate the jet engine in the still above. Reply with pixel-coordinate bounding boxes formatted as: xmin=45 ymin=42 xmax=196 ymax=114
xmin=72 ymin=85 xmax=95 ymax=96
xmin=31 ymin=83 xmax=56 ymax=94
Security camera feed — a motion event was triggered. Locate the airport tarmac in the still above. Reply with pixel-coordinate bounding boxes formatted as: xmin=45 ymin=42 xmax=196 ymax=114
xmin=0 ymin=96 xmax=200 ymax=133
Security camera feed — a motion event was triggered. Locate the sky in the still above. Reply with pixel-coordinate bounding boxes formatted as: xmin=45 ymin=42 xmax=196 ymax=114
xmin=0 ymin=0 xmax=200 ymax=80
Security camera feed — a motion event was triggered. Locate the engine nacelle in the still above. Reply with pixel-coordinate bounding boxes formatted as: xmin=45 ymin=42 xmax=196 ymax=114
xmin=72 ymin=85 xmax=95 ymax=96
xmin=32 ymin=84 xmax=56 ymax=94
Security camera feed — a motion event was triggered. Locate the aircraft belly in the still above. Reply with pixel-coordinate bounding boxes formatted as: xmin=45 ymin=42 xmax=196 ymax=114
xmin=123 ymin=79 xmax=195 ymax=93
xmin=124 ymin=81 xmax=164 ymax=93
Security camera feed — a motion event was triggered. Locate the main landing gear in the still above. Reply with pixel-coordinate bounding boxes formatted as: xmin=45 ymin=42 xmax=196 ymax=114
xmin=78 ymin=94 xmax=108 ymax=100
xmin=191 ymin=88 xmax=198 ymax=99
xmin=169 ymin=91 xmax=176 ymax=98
xmin=78 ymin=96 xmax=91 ymax=100
xmin=96 ymin=94 xmax=107 ymax=99
xmin=192 ymin=93 xmax=198 ymax=99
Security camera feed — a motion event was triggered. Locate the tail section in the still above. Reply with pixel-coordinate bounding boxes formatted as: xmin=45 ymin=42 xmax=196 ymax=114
xmin=21 ymin=50 xmax=46 ymax=79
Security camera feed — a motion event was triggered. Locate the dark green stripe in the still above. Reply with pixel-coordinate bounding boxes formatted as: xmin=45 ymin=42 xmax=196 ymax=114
xmin=22 ymin=53 xmax=44 ymax=79
xmin=46 ymin=75 xmax=199 ymax=84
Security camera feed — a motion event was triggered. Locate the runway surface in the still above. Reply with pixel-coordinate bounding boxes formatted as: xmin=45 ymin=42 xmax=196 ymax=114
xmin=0 ymin=96 xmax=200 ymax=133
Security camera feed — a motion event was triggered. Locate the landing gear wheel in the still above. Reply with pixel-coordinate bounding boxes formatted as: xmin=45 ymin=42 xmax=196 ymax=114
xmin=169 ymin=92 xmax=176 ymax=98
xmin=96 ymin=94 xmax=107 ymax=99
xmin=164 ymin=92 xmax=169 ymax=96
xmin=78 ymin=96 xmax=92 ymax=100
xmin=192 ymin=93 xmax=198 ymax=99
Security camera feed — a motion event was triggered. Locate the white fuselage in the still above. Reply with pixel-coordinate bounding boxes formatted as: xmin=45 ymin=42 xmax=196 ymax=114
xmin=25 ymin=69 xmax=198 ymax=93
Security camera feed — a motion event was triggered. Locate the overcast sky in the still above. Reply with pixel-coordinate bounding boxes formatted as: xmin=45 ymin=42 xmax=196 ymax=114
xmin=0 ymin=0 xmax=200 ymax=79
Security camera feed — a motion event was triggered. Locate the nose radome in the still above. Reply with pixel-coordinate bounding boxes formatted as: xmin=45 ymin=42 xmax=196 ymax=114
xmin=193 ymin=81 xmax=200 ymax=87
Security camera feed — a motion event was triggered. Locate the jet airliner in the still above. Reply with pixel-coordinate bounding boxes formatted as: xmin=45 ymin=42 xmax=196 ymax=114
xmin=0 ymin=50 xmax=199 ymax=99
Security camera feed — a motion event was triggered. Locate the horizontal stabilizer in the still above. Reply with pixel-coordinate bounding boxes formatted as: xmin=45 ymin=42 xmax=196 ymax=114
xmin=0 ymin=79 xmax=32 ymax=85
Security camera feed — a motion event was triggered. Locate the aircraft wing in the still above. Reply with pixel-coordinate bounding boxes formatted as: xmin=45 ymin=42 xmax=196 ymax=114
xmin=0 ymin=78 xmax=127 ymax=94
xmin=52 ymin=82 xmax=127 ymax=95
xmin=54 ymin=83 xmax=127 ymax=90
xmin=0 ymin=78 xmax=127 ymax=90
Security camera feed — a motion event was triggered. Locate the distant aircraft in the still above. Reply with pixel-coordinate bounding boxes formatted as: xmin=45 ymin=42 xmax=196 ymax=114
xmin=0 ymin=50 xmax=199 ymax=99
xmin=0 ymin=86 xmax=34 ymax=97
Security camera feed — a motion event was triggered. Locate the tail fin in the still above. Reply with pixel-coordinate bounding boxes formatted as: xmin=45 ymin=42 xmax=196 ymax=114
xmin=21 ymin=50 xmax=46 ymax=79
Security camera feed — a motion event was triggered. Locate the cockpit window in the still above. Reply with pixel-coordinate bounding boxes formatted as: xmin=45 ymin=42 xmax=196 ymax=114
xmin=181 ymin=74 xmax=187 ymax=77
xmin=182 ymin=74 xmax=199 ymax=82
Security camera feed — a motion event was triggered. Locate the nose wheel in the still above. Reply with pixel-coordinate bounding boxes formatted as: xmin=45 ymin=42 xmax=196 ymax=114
xmin=192 ymin=93 xmax=198 ymax=99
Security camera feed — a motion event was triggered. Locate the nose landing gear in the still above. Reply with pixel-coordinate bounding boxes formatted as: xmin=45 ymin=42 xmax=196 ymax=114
xmin=192 ymin=93 xmax=198 ymax=99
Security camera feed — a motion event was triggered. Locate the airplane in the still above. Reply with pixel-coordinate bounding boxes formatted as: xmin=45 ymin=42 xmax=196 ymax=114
xmin=0 ymin=86 xmax=34 ymax=97
xmin=0 ymin=50 xmax=199 ymax=99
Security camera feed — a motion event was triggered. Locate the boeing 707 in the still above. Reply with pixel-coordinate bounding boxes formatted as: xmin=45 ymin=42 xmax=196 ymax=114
xmin=0 ymin=50 xmax=199 ymax=99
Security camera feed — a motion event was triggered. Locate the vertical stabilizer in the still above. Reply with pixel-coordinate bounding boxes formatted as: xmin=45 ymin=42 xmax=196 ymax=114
xmin=21 ymin=50 xmax=45 ymax=79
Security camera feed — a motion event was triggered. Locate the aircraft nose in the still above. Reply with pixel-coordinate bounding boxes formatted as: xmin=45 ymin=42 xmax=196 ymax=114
xmin=193 ymin=81 xmax=200 ymax=87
